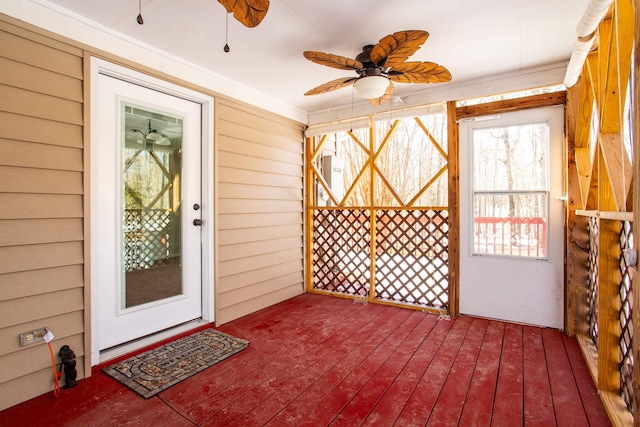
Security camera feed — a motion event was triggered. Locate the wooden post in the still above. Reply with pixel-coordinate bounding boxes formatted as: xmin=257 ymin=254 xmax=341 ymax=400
xmin=632 ymin=0 xmax=640 ymax=423
xmin=447 ymin=101 xmax=460 ymax=316
xmin=598 ymin=218 xmax=622 ymax=393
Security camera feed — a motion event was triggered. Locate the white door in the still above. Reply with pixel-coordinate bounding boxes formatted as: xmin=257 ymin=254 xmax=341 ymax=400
xmin=93 ymin=73 xmax=203 ymax=350
xmin=459 ymin=106 xmax=564 ymax=328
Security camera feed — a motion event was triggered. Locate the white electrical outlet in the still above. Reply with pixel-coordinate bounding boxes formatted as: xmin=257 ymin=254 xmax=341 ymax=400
xmin=19 ymin=327 xmax=48 ymax=347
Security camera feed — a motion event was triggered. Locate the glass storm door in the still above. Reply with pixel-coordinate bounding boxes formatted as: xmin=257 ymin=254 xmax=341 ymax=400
xmin=459 ymin=106 xmax=564 ymax=328
xmin=95 ymin=74 xmax=203 ymax=350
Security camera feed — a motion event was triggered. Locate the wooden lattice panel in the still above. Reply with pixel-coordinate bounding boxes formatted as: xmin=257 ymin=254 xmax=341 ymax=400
xmin=124 ymin=209 xmax=173 ymax=271
xmin=312 ymin=209 xmax=370 ymax=296
xmin=587 ymin=217 xmax=599 ymax=348
xmin=619 ymin=220 xmax=633 ymax=413
xmin=374 ymin=210 xmax=449 ymax=308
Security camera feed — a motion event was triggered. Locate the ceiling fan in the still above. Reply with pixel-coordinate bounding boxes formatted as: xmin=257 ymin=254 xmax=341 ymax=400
xmin=303 ymin=30 xmax=452 ymax=106
xmin=217 ymin=0 xmax=269 ymax=28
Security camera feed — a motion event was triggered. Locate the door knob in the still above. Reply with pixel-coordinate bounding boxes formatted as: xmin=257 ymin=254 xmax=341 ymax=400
xmin=193 ymin=219 xmax=203 ymax=226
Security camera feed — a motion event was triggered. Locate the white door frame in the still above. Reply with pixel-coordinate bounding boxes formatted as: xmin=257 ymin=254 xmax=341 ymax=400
xmin=89 ymin=58 xmax=215 ymax=365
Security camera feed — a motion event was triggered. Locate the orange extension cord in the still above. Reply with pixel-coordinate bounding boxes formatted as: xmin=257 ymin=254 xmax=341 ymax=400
xmin=47 ymin=342 xmax=61 ymax=397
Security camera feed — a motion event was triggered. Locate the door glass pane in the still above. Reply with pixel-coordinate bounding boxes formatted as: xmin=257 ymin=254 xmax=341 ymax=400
xmin=471 ymin=122 xmax=550 ymax=258
xmin=122 ymin=104 xmax=183 ymax=308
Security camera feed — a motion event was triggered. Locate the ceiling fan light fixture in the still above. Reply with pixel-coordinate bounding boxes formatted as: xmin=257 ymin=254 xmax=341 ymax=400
xmin=126 ymin=129 xmax=145 ymax=145
xmin=354 ymin=75 xmax=389 ymax=99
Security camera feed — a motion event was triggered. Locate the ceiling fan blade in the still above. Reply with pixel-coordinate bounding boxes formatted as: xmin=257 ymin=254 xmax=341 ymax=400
xmin=303 ymin=51 xmax=363 ymax=71
xmin=369 ymin=81 xmax=395 ymax=107
xmin=370 ymin=30 xmax=429 ymax=67
xmin=304 ymin=77 xmax=358 ymax=95
xmin=218 ymin=0 xmax=269 ymax=28
xmin=388 ymin=61 xmax=452 ymax=84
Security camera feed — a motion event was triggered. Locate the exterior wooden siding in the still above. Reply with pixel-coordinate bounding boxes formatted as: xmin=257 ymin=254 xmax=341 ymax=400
xmin=0 ymin=20 xmax=85 ymax=411
xmin=0 ymin=15 xmax=305 ymax=410
xmin=215 ymin=98 xmax=305 ymax=325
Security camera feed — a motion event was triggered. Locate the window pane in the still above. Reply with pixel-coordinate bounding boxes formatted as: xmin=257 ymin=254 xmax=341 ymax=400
xmin=473 ymin=122 xmax=549 ymax=191
xmin=473 ymin=193 xmax=548 ymax=258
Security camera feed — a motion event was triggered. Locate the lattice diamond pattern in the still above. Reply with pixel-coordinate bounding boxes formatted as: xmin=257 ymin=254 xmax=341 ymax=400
xmin=313 ymin=210 xmax=370 ymax=296
xmin=124 ymin=209 xmax=172 ymax=271
xmin=619 ymin=220 xmax=634 ymax=413
xmin=375 ymin=210 xmax=449 ymax=308
xmin=587 ymin=216 xmax=599 ymax=348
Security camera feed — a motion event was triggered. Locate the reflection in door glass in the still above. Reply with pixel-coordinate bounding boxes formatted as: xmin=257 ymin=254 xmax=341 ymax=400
xmin=121 ymin=104 xmax=183 ymax=308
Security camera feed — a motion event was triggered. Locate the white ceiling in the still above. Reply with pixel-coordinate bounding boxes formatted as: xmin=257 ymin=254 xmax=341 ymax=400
xmin=13 ymin=0 xmax=588 ymax=114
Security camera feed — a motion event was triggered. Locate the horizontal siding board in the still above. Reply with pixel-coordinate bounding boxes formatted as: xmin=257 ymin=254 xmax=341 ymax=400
xmin=0 ymin=242 xmax=83 ymax=275
xmin=219 ymin=199 xmax=301 ymax=214
xmin=219 ymin=182 xmax=302 ymax=201
xmin=217 ymin=100 xmax=304 ymax=139
xmin=217 ymin=272 xmax=303 ymax=309
xmin=0 ymin=288 xmax=83 ymax=328
xmin=219 ymin=122 xmax=303 ymax=156
xmin=0 ymin=85 xmax=83 ymax=125
xmin=219 ymin=151 xmax=302 ymax=177
xmin=0 ymin=28 xmax=83 ymax=78
xmin=219 ymin=135 xmax=303 ymax=165
xmin=0 ymin=194 xmax=83 ymax=219
xmin=219 ymin=119 xmax=303 ymax=154
xmin=0 ymin=218 xmax=83 ymax=247
xmin=0 ymin=139 xmax=83 ymax=171
xmin=0 ymin=56 xmax=83 ymax=102
xmin=219 ymin=166 xmax=302 ymax=188
xmin=0 ymin=166 xmax=83 ymax=194
xmin=0 ymin=356 xmax=85 ymax=412
xmin=0 ymin=332 xmax=83 ymax=383
xmin=219 ymin=236 xmax=303 ymax=262
xmin=0 ymin=311 xmax=83 ymax=357
xmin=219 ymin=248 xmax=302 ymax=277
xmin=218 ymin=212 xmax=302 ymax=229
xmin=218 ymin=260 xmax=302 ymax=289
xmin=0 ymin=265 xmax=84 ymax=302
xmin=0 ymin=111 xmax=82 ymax=148
xmin=218 ymin=224 xmax=302 ymax=246
xmin=216 ymin=285 xmax=302 ymax=326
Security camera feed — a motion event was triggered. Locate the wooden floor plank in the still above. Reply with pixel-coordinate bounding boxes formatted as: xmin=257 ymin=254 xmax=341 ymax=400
xmin=200 ymin=302 xmax=395 ymax=426
xmin=160 ymin=294 xmax=357 ymax=417
xmin=362 ymin=316 xmax=455 ymax=426
xmin=561 ymin=334 xmax=612 ymax=427
xmin=0 ymin=294 xmax=613 ymax=427
xmin=426 ymin=317 xmax=489 ymax=427
xmin=491 ymin=322 xmax=524 ymax=426
xmin=296 ymin=310 xmax=426 ymax=427
xmin=264 ymin=308 xmax=414 ymax=426
xmin=523 ymin=326 xmax=556 ymax=426
xmin=457 ymin=320 xmax=504 ymax=427
xmin=230 ymin=304 xmax=396 ymax=427
xmin=186 ymin=298 xmax=385 ymax=424
xmin=393 ymin=316 xmax=474 ymax=426
xmin=327 ymin=311 xmax=436 ymax=426
xmin=543 ymin=328 xmax=590 ymax=427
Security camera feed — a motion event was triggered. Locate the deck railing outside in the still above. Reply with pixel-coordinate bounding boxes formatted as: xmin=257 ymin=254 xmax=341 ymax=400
xmin=474 ymin=216 xmax=547 ymax=257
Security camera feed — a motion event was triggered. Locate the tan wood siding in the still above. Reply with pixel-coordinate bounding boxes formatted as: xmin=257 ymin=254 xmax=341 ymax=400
xmin=0 ymin=13 xmax=307 ymax=411
xmin=216 ymin=98 xmax=304 ymax=325
xmin=0 ymin=19 xmax=85 ymax=411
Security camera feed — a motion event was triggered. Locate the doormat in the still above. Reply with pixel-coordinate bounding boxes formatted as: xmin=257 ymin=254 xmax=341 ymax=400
xmin=103 ymin=329 xmax=249 ymax=398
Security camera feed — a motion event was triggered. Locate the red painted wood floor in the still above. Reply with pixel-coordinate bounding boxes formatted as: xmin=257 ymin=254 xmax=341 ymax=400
xmin=1 ymin=294 xmax=611 ymax=426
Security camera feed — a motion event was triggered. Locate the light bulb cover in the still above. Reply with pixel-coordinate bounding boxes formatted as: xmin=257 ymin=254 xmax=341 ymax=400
xmin=354 ymin=75 xmax=389 ymax=99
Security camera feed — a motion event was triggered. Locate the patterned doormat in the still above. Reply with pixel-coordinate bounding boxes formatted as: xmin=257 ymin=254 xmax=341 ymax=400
xmin=103 ymin=329 xmax=249 ymax=398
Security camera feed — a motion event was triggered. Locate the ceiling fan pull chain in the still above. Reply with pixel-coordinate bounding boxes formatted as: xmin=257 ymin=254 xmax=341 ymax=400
xmin=223 ymin=0 xmax=230 ymax=52
xmin=136 ymin=0 xmax=144 ymax=25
